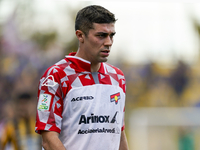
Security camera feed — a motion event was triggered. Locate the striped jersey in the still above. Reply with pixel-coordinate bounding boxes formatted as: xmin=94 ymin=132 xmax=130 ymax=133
xmin=35 ymin=52 xmax=126 ymax=150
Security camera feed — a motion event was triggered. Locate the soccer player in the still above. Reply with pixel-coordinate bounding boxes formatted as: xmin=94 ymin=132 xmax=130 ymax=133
xmin=35 ymin=5 xmax=129 ymax=150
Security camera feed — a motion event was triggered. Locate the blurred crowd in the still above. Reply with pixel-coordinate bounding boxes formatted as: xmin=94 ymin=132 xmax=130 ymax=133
xmin=120 ymin=59 xmax=200 ymax=110
xmin=0 ymin=13 xmax=65 ymax=149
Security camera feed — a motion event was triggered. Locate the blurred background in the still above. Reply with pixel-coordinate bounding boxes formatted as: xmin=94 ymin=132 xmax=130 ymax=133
xmin=1 ymin=1 xmax=200 ymax=150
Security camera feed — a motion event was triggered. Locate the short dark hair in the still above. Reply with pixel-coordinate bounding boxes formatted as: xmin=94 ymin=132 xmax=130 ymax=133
xmin=75 ymin=5 xmax=117 ymax=36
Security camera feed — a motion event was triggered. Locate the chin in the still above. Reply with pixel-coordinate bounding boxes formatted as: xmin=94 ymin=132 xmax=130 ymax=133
xmin=100 ymin=58 xmax=108 ymax=62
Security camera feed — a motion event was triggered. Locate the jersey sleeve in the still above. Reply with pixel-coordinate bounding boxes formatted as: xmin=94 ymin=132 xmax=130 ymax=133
xmin=35 ymin=65 xmax=67 ymax=134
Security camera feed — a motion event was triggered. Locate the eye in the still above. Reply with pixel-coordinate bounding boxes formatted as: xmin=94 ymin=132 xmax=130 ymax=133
xmin=97 ymin=33 xmax=107 ymax=38
xmin=110 ymin=33 xmax=116 ymax=38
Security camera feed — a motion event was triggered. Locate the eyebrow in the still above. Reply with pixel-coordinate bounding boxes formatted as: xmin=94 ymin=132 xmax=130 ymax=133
xmin=96 ymin=32 xmax=116 ymax=36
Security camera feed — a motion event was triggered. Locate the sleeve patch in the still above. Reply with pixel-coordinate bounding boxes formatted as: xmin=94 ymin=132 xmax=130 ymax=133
xmin=37 ymin=94 xmax=52 ymax=111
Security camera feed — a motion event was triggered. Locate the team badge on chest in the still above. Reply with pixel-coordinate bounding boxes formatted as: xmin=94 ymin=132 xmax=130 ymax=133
xmin=110 ymin=92 xmax=120 ymax=104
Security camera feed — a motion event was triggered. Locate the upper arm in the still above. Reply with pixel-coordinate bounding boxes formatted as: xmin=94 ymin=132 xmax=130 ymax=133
xmin=41 ymin=130 xmax=59 ymax=141
xmin=119 ymin=130 xmax=129 ymax=150
xmin=41 ymin=131 xmax=66 ymax=150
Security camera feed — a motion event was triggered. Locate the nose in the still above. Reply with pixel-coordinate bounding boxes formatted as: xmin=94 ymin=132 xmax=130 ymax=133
xmin=104 ymin=36 xmax=113 ymax=47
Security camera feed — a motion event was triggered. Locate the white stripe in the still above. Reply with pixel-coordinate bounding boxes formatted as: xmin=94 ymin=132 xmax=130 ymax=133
xmin=65 ymin=55 xmax=91 ymax=64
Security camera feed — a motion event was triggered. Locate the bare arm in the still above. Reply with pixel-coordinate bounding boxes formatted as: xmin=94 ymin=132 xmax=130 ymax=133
xmin=119 ymin=130 xmax=129 ymax=150
xmin=41 ymin=131 xmax=66 ymax=150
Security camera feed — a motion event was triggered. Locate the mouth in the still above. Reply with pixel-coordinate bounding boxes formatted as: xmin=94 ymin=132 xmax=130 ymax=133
xmin=101 ymin=49 xmax=110 ymax=53
xmin=100 ymin=50 xmax=110 ymax=57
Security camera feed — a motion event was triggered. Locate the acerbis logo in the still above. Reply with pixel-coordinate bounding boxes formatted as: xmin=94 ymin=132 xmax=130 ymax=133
xmin=42 ymin=75 xmax=57 ymax=87
xmin=71 ymin=96 xmax=94 ymax=102
xmin=79 ymin=112 xmax=118 ymax=124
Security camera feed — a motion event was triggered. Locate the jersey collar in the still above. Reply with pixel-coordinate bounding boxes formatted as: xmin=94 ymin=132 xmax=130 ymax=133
xmin=65 ymin=52 xmax=105 ymax=74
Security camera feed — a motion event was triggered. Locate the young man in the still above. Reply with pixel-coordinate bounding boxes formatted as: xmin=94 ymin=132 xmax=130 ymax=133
xmin=35 ymin=5 xmax=129 ymax=150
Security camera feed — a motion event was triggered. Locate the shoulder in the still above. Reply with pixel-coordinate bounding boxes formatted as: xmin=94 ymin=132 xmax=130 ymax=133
xmin=104 ymin=63 xmax=125 ymax=76
xmin=43 ymin=58 xmax=70 ymax=76
xmin=103 ymin=63 xmax=126 ymax=92
xmin=39 ymin=58 xmax=71 ymax=86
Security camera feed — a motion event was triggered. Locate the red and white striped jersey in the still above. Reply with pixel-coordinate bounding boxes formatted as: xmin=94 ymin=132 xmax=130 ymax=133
xmin=35 ymin=52 xmax=126 ymax=150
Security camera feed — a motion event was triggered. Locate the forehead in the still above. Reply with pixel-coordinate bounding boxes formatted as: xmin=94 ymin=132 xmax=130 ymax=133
xmin=91 ymin=23 xmax=115 ymax=33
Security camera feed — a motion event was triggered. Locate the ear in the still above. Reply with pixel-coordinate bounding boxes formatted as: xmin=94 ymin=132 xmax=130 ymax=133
xmin=76 ymin=30 xmax=84 ymax=43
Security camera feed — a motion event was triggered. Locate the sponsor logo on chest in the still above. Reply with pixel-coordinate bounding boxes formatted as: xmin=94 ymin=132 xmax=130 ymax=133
xmin=79 ymin=112 xmax=118 ymax=124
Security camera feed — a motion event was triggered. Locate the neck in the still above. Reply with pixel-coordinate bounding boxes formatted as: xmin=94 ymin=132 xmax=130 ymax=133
xmin=91 ymin=63 xmax=101 ymax=72
xmin=75 ymin=49 xmax=101 ymax=72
